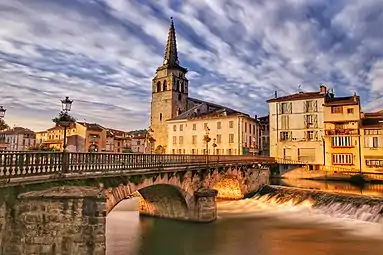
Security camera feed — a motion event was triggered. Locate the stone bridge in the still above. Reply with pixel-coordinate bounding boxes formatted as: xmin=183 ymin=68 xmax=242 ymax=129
xmin=0 ymin=152 xmax=271 ymax=255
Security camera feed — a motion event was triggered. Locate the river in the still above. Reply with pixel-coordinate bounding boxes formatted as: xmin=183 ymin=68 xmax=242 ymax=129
xmin=106 ymin=180 xmax=383 ymax=255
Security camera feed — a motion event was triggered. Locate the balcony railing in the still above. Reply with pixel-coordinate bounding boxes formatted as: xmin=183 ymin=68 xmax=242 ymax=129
xmin=0 ymin=151 xmax=275 ymax=182
xmin=325 ymin=129 xmax=359 ymax=136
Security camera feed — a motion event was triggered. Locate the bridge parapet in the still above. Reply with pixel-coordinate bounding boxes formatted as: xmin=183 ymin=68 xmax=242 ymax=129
xmin=0 ymin=151 xmax=274 ymax=186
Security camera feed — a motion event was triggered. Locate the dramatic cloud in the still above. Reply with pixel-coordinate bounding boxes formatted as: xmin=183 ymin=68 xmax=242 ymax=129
xmin=0 ymin=0 xmax=382 ymax=131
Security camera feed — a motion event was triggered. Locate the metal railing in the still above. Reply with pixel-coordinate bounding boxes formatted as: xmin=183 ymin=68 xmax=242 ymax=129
xmin=0 ymin=151 xmax=276 ymax=181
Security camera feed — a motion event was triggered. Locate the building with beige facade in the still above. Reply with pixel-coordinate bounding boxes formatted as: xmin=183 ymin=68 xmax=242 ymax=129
xmin=0 ymin=127 xmax=36 ymax=151
xmin=36 ymin=122 xmax=107 ymax=152
xmin=360 ymin=111 xmax=383 ymax=173
xmin=268 ymin=85 xmax=327 ymax=168
xmin=150 ymin=19 xmax=260 ymax=155
xmin=258 ymin=115 xmax=270 ymax=156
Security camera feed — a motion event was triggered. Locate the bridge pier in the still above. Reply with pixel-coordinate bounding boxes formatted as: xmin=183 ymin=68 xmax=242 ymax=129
xmin=193 ymin=188 xmax=218 ymax=222
xmin=1 ymin=186 xmax=106 ymax=255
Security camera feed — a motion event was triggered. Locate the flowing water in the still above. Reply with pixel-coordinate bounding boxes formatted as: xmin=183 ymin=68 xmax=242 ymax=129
xmin=107 ymin=181 xmax=383 ymax=255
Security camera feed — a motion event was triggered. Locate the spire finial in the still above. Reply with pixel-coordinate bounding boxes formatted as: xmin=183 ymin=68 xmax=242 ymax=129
xmin=163 ymin=17 xmax=179 ymax=66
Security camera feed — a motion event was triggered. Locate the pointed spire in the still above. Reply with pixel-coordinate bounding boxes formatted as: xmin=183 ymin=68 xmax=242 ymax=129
xmin=164 ymin=17 xmax=179 ymax=67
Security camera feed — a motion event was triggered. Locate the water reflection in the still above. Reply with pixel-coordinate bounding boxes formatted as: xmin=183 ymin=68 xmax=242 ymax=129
xmin=271 ymin=178 xmax=383 ymax=197
xmin=107 ymin=194 xmax=383 ymax=255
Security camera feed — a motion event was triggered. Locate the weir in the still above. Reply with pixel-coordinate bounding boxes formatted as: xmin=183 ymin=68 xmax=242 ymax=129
xmin=253 ymin=185 xmax=383 ymax=223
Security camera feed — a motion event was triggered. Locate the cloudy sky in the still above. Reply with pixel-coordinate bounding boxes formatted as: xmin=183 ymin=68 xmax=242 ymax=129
xmin=1 ymin=0 xmax=383 ymax=131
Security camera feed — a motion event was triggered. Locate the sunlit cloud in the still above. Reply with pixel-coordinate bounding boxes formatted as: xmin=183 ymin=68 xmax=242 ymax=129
xmin=1 ymin=0 xmax=383 ymax=131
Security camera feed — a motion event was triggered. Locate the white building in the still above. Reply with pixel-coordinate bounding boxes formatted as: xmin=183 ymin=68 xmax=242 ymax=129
xmin=1 ymin=127 xmax=36 ymax=151
xmin=267 ymin=85 xmax=327 ymax=167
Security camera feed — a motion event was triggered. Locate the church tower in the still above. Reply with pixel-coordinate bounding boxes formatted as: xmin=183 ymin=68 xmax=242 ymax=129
xmin=150 ymin=18 xmax=189 ymax=153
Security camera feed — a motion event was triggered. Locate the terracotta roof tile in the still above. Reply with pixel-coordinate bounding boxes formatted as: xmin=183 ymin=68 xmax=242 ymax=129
xmin=267 ymin=92 xmax=324 ymax=103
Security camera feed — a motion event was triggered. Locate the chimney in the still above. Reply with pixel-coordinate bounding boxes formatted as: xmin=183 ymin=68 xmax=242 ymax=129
xmin=319 ymin=84 xmax=327 ymax=94
xmin=254 ymin=115 xmax=258 ymax=120
xmin=353 ymin=92 xmax=358 ymax=103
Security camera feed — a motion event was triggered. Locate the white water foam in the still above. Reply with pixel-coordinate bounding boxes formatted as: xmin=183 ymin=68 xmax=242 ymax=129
xmin=217 ymin=196 xmax=383 ymax=240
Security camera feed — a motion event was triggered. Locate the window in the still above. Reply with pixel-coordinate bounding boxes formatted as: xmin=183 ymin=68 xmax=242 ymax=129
xmin=249 ymin=124 xmax=252 ymax=134
xmin=229 ymin=121 xmax=234 ymax=128
xmin=227 ymin=149 xmax=232 ymax=155
xmin=332 ymin=154 xmax=353 ymax=165
xmin=178 ymin=94 xmax=182 ymax=101
xmin=229 ymin=134 xmax=234 ymax=143
xmin=304 ymin=100 xmax=317 ymax=113
xmin=192 ymin=123 xmax=196 ymax=130
xmin=137 ymin=141 xmax=140 ymax=145
xmin=281 ymin=115 xmax=289 ymax=129
xmin=173 ymin=125 xmax=177 ymax=131
xmin=178 ymin=149 xmax=182 ymax=154
xmin=163 ymin=80 xmax=167 ymax=91
xmin=280 ymin=131 xmax=291 ymax=141
xmin=331 ymin=136 xmax=352 ymax=147
xmin=366 ymin=160 xmax=383 ymax=167
xmin=331 ymin=106 xmax=342 ymax=113
xmin=180 ymin=125 xmax=183 ymax=131
xmin=192 ymin=135 xmax=197 ymax=144
xmin=281 ymin=102 xmax=291 ymax=114
xmin=156 ymin=81 xmax=161 ymax=92
xmin=347 ymin=108 xmax=354 ymax=114
xmin=245 ymin=123 xmax=247 ymax=132
xmin=172 ymin=136 xmax=177 ymax=144
xmin=172 ymin=149 xmax=175 ymax=154
xmin=306 ymin=131 xmax=314 ymax=140
xmin=179 ymin=136 xmax=183 ymax=145
xmin=217 ymin=122 xmax=221 ymax=129
xmin=364 ymin=136 xmax=381 ymax=148
xmin=217 ymin=134 xmax=222 ymax=144
xmin=191 ymin=149 xmax=196 ymax=155
xmin=159 ymin=113 xmax=162 ymax=121
xmin=373 ymin=137 xmax=379 ymax=148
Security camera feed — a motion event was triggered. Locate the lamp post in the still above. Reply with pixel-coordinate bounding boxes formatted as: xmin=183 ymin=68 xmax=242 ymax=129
xmin=203 ymin=126 xmax=211 ymax=165
xmin=60 ymin=96 xmax=73 ymax=151
xmin=0 ymin=106 xmax=6 ymax=119
xmin=212 ymin=138 xmax=217 ymax=155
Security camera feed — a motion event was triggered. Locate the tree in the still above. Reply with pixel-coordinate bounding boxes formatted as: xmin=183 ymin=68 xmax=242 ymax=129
xmin=0 ymin=119 xmax=9 ymax=131
xmin=52 ymin=111 xmax=76 ymax=126
xmin=122 ymin=148 xmax=133 ymax=153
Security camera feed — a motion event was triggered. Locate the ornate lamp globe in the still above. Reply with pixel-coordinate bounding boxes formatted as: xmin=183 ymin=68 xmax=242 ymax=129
xmin=0 ymin=106 xmax=6 ymax=118
xmin=61 ymin=96 xmax=73 ymax=112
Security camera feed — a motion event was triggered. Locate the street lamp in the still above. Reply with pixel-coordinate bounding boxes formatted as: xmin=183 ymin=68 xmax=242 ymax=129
xmin=0 ymin=106 xmax=6 ymax=119
xmin=61 ymin=96 xmax=73 ymax=112
xmin=58 ymin=96 xmax=73 ymax=151
xmin=212 ymin=138 xmax=217 ymax=155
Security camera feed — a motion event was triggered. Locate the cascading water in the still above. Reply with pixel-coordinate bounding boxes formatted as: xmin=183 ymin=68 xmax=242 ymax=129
xmin=253 ymin=185 xmax=383 ymax=223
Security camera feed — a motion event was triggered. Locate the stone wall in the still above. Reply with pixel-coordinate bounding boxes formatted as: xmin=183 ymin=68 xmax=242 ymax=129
xmin=1 ymin=186 xmax=106 ymax=255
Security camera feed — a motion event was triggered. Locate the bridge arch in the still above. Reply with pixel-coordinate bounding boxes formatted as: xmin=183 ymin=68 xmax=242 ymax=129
xmin=105 ymin=183 xmax=194 ymax=220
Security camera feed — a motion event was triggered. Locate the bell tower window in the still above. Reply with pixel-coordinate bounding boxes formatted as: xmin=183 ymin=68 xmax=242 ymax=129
xmin=156 ymin=81 xmax=161 ymax=92
xmin=177 ymin=108 xmax=181 ymax=116
xmin=163 ymin=80 xmax=167 ymax=91
xmin=178 ymin=94 xmax=182 ymax=101
xmin=181 ymin=82 xmax=184 ymax=93
xmin=159 ymin=113 xmax=162 ymax=121
xmin=177 ymin=81 xmax=180 ymax=92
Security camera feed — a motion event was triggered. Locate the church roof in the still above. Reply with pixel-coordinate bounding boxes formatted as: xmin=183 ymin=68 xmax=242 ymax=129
xmin=167 ymin=97 xmax=250 ymax=121
xmin=156 ymin=18 xmax=187 ymax=73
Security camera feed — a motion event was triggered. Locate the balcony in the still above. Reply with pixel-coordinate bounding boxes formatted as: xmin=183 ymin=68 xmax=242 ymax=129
xmin=325 ymin=129 xmax=359 ymax=136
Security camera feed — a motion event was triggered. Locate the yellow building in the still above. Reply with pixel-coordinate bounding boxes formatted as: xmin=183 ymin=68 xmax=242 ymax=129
xmin=150 ymin=19 xmax=260 ymax=155
xmin=360 ymin=111 xmax=383 ymax=173
xmin=323 ymin=93 xmax=362 ymax=171
xmin=36 ymin=122 xmax=107 ymax=152
xmin=267 ymin=85 xmax=327 ymax=167
xmin=167 ymin=109 xmax=259 ymax=155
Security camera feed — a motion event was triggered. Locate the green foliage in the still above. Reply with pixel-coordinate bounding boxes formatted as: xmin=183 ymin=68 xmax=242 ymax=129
xmin=129 ymin=175 xmax=144 ymax=185
xmin=122 ymin=147 xmax=133 ymax=153
xmin=0 ymin=119 xmax=9 ymax=131
xmin=52 ymin=111 xmax=76 ymax=126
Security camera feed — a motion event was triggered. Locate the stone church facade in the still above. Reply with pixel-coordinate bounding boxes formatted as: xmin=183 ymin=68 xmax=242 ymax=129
xmin=150 ymin=19 xmax=260 ymax=155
